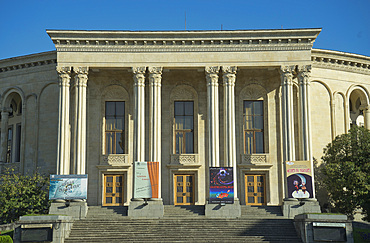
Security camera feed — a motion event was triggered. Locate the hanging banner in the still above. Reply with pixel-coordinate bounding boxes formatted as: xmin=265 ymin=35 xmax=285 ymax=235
xmin=49 ymin=174 xmax=88 ymax=200
xmin=209 ymin=167 xmax=234 ymax=204
xmin=286 ymin=161 xmax=313 ymax=199
xmin=134 ymin=161 xmax=159 ymax=199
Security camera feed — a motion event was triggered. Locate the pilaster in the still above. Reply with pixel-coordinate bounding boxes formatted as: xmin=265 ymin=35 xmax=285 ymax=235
xmin=222 ymin=66 xmax=238 ymax=199
xmin=0 ymin=108 xmax=11 ymax=162
xmin=73 ymin=67 xmax=88 ymax=175
xmin=56 ymin=66 xmax=71 ymax=175
xmin=205 ymin=66 xmax=220 ymax=167
xmin=365 ymin=106 xmax=370 ymax=129
xmin=132 ymin=67 xmax=146 ymax=162
xmin=148 ymin=66 xmax=162 ymax=198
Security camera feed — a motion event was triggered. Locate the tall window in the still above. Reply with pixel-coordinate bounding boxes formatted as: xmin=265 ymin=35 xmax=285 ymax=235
xmin=105 ymin=101 xmax=125 ymax=154
xmin=7 ymin=126 xmax=13 ymax=163
xmin=243 ymin=100 xmax=264 ymax=154
xmin=174 ymin=101 xmax=194 ymax=154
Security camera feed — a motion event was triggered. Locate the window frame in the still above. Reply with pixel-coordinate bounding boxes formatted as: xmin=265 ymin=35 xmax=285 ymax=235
xmin=174 ymin=101 xmax=194 ymax=154
xmin=105 ymin=101 xmax=125 ymax=155
xmin=243 ymin=100 xmax=264 ymax=154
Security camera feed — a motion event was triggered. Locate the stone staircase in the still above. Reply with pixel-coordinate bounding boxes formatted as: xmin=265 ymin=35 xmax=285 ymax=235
xmin=65 ymin=205 xmax=302 ymax=243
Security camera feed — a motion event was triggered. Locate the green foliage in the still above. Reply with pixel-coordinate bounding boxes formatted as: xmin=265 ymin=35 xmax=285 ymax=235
xmin=321 ymin=126 xmax=370 ymax=221
xmin=0 ymin=170 xmax=50 ymax=224
xmin=0 ymin=235 xmax=13 ymax=243
xmin=0 ymin=230 xmax=13 ymax=238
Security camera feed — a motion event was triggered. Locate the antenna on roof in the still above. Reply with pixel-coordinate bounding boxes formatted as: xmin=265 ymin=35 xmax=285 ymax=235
xmin=221 ymin=24 xmax=223 ymax=31
xmin=185 ymin=11 xmax=187 ymax=30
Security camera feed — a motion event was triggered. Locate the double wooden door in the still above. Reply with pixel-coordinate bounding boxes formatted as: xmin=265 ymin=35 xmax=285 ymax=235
xmin=103 ymin=174 xmax=123 ymax=206
xmin=245 ymin=174 xmax=266 ymax=205
xmin=174 ymin=174 xmax=194 ymax=205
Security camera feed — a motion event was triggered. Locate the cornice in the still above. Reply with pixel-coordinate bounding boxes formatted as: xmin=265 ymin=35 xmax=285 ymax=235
xmin=0 ymin=51 xmax=57 ymax=74
xmin=47 ymin=29 xmax=321 ymax=53
xmin=312 ymin=49 xmax=370 ymax=75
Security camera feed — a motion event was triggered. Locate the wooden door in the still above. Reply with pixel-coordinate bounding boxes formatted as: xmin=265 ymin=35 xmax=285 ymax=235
xmin=245 ymin=174 xmax=266 ymax=205
xmin=103 ymin=174 xmax=123 ymax=206
xmin=174 ymin=174 xmax=194 ymax=205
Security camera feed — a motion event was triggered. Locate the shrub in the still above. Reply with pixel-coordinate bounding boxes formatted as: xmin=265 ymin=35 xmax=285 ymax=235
xmin=0 ymin=235 xmax=13 ymax=243
xmin=0 ymin=169 xmax=50 ymax=224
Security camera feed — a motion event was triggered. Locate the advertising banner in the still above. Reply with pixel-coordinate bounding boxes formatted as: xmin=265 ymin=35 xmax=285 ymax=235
xmin=209 ymin=167 xmax=234 ymax=204
xmin=134 ymin=161 xmax=159 ymax=199
xmin=49 ymin=174 xmax=88 ymax=200
xmin=286 ymin=161 xmax=313 ymax=199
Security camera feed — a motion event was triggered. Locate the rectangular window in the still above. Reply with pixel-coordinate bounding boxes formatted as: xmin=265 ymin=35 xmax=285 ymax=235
xmin=7 ymin=126 xmax=13 ymax=163
xmin=243 ymin=101 xmax=264 ymax=154
xmin=174 ymin=101 xmax=194 ymax=154
xmin=105 ymin=101 xmax=125 ymax=154
xmin=15 ymin=124 xmax=21 ymax=162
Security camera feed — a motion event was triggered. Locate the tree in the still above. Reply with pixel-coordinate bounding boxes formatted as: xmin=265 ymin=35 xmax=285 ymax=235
xmin=321 ymin=126 xmax=370 ymax=221
xmin=0 ymin=169 xmax=50 ymax=224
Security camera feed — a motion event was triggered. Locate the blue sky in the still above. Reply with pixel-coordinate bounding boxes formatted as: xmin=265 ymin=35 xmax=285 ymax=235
xmin=0 ymin=0 xmax=369 ymax=60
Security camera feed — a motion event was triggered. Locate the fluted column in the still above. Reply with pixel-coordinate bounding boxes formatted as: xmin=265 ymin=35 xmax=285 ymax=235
xmin=205 ymin=66 xmax=220 ymax=167
xmin=133 ymin=67 xmax=146 ymax=162
xmin=56 ymin=66 xmax=71 ymax=175
xmin=148 ymin=66 xmax=162 ymax=198
xmin=222 ymin=66 xmax=238 ymax=199
xmin=297 ymin=65 xmax=312 ymax=161
xmin=280 ymin=66 xmax=296 ymax=163
xmin=73 ymin=67 xmax=88 ymax=174
xmin=0 ymin=108 xmax=10 ymax=162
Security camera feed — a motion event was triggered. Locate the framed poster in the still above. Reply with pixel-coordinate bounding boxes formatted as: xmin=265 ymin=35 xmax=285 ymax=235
xmin=286 ymin=161 xmax=313 ymax=199
xmin=134 ymin=161 xmax=159 ymax=199
xmin=49 ymin=174 xmax=88 ymax=200
xmin=209 ymin=167 xmax=234 ymax=204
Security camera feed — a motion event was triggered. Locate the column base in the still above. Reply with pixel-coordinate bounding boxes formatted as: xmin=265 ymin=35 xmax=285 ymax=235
xmin=49 ymin=201 xmax=88 ymax=220
xmin=205 ymin=198 xmax=241 ymax=218
xmin=282 ymin=198 xmax=321 ymax=219
xmin=128 ymin=198 xmax=164 ymax=219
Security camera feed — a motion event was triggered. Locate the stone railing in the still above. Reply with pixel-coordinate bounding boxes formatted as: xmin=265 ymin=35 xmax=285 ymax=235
xmin=241 ymin=154 xmax=270 ymax=165
xmin=100 ymin=154 xmax=130 ymax=166
xmin=170 ymin=154 xmax=200 ymax=166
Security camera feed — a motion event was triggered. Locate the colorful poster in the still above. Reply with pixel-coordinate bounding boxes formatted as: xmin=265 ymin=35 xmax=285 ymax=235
xmin=49 ymin=174 xmax=88 ymax=200
xmin=134 ymin=161 xmax=159 ymax=199
xmin=286 ymin=161 xmax=313 ymax=199
xmin=209 ymin=167 xmax=234 ymax=204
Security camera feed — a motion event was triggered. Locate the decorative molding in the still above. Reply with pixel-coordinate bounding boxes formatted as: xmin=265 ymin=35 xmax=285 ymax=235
xmin=100 ymin=154 xmax=130 ymax=166
xmin=74 ymin=66 xmax=89 ymax=87
xmin=312 ymin=49 xmax=370 ymax=75
xmin=205 ymin=66 xmax=220 ymax=86
xmin=170 ymin=86 xmax=195 ymax=100
xmin=148 ymin=67 xmax=162 ymax=87
xmin=280 ymin=66 xmax=295 ymax=86
xmin=241 ymin=154 xmax=270 ymax=165
xmin=170 ymin=154 xmax=199 ymax=165
xmin=57 ymin=66 xmax=71 ymax=86
xmin=0 ymin=59 xmax=57 ymax=73
xmin=132 ymin=66 xmax=146 ymax=86
xmin=240 ymin=84 xmax=266 ymax=100
xmin=297 ymin=65 xmax=311 ymax=85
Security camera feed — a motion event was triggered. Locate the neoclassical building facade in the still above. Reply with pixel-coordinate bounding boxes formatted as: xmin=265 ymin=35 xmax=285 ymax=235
xmin=0 ymin=28 xmax=369 ymax=208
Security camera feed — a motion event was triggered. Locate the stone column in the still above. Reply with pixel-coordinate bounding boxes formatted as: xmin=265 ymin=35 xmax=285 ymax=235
xmin=56 ymin=67 xmax=71 ymax=175
xmin=148 ymin=66 xmax=162 ymax=198
xmin=297 ymin=65 xmax=312 ymax=161
xmin=205 ymin=66 xmax=220 ymax=167
xmin=365 ymin=106 xmax=370 ymax=129
xmin=222 ymin=66 xmax=238 ymax=199
xmin=0 ymin=108 xmax=10 ymax=162
xmin=280 ymin=66 xmax=296 ymax=163
xmin=132 ymin=67 xmax=146 ymax=162
xmin=73 ymin=67 xmax=88 ymax=175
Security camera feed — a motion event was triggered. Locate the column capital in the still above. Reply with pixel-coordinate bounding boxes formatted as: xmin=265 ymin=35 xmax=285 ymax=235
xmin=280 ymin=65 xmax=295 ymax=86
xmin=205 ymin=66 xmax=220 ymax=86
xmin=222 ymin=66 xmax=237 ymax=86
xmin=148 ymin=66 xmax=163 ymax=74
xmin=57 ymin=66 xmax=71 ymax=86
xmin=149 ymin=67 xmax=162 ymax=87
xmin=1 ymin=107 xmax=12 ymax=115
xmin=297 ymin=65 xmax=311 ymax=85
xmin=132 ymin=67 xmax=146 ymax=87
xmin=74 ymin=67 xmax=89 ymax=87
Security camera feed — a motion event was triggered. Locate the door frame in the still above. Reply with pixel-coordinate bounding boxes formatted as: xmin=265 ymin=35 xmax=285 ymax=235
xmin=243 ymin=171 xmax=269 ymax=206
xmin=170 ymin=170 xmax=198 ymax=205
xmin=173 ymin=174 xmax=196 ymax=205
xmin=103 ymin=174 xmax=124 ymax=206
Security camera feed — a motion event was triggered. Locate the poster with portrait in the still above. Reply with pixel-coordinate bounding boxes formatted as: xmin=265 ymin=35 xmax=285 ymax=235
xmin=49 ymin=174 xmax=88 ymax=200
xmin=209 ymin=167 xmax=234 ymax=204
xmin=286 ymin=161 xmax=313 ymax=199
xmin=134 ymin=161 xmax=159 ymax=199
